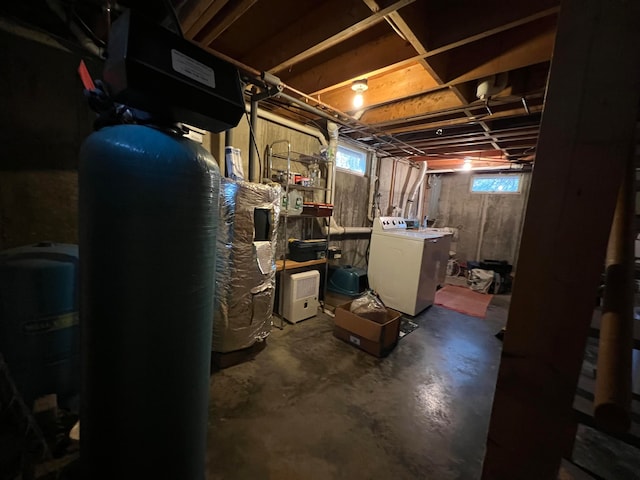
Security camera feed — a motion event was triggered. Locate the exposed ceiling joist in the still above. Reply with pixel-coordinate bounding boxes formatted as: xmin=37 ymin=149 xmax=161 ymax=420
xmin=195 ymin=0 xmax=257 ymax=45
xmin=183 ymin=0 xmax=230 ymax=39
xmin=281 ymin=28 xmax=418 ymax=94
xmin=423 ymin=1 xmax=560 ymax=52
xmin=427 ymin=15 xmax=557 ymax=84
xmin=267 ymin=0 xmax=416 ymax=74
xmin=381 ymin=104 xmax=544 ymax=135
xmin=361 ymin=88 xmax=464 ymax=124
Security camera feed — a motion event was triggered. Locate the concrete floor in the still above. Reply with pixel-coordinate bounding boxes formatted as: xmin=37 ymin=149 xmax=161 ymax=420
xmin=206 ymin=297 xmax=509 ymax=480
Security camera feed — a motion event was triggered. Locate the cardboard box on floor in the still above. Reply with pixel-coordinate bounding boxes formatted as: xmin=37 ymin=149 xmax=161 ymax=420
xmin=333 ymin=301 xmax=402 ymax=357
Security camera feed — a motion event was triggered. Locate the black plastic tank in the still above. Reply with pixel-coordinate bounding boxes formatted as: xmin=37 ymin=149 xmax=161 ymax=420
xmin=79 ymin=124 xmax=219 ymax=479
xmin=0 ymin=242 xmax=79 ymax=408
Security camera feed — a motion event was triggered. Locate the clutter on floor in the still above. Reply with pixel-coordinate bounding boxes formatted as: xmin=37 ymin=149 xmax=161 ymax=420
xmin=333 ymin=294 xmax=402 ymax=357
xmin=467 ymin=259 xmax=513 ymax=294
xmin=434 ymin=285 xmax=494 ymax=318
xmin=399 ymin=318 xmax=419 ymax=339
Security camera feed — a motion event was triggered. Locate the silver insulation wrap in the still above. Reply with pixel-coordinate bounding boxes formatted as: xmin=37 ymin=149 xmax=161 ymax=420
xmin=213 ymin=180 xmax=281 ymax=352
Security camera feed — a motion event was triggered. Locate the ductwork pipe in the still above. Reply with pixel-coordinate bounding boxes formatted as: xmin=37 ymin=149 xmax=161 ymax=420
xmin=252 ymin=105 xmax=328 ymax=147
xmin=46 ymin=0 xmax=102 ymax=57
xmin=321 ymin=122 xmax=373 ymax=236
xmin=403 ymin=161 xmax=427 ymax=219
xmin=326 ymin=216 xmax=372 ymax=235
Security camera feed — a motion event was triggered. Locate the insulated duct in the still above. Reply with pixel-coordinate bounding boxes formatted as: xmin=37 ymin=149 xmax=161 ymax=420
xmin=213 ymin=180 xmax=280 ymax=352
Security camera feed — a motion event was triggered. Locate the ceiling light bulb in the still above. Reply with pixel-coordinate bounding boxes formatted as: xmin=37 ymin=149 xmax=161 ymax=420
xmin=462 ymin=158 xmax=472 ymax=170
xmin=351 ymin=79 xmax=368 ymax=109
xmin=353 ymin=93 xmax=364 ymax=108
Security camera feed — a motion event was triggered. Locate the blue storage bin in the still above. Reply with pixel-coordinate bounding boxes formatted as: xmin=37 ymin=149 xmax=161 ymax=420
xmin=328 ymin=265 xmax=368 ymax=297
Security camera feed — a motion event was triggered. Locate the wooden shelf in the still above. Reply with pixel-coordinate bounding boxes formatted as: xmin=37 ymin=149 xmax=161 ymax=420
xmin=276 ymin=258 xmax=327 ymax=271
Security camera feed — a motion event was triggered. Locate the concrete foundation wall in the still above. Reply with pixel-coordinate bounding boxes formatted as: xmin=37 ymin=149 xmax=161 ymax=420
xmin=376 ymin=158 xmax=530 ymax=268
xmin=331 ymin=170 xmax=371 ymax=269
xmin=429 ymin=172 xmax=531 ymax=267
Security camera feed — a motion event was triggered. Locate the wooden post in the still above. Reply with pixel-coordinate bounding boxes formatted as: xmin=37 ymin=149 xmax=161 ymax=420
xmin=481 ymin=0 xmax=640 ymax=478
xmin=594 ymin=151 xmax=634 ymax=433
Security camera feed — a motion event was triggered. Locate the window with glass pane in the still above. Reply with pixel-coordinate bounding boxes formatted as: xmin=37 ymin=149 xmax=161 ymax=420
xmin=336 ymin=145 xmax=367 ymax=175
xmin=471 ymin=175 xmax=521 ymax=193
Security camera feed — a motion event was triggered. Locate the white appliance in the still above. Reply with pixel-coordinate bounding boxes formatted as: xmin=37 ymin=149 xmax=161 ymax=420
xmin=368 ymin=217 xmax=451 ymax=316
xmin=282 ymin=270 xmax=320 ymax=323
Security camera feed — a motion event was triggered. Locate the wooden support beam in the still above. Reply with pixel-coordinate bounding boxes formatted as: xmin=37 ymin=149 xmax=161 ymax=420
xmin=239 ymin=0 xmax=370 ymax=71
xmin=362 ymin=0 xmax=470 ymax=103
xmin=424 ymin=0 xmax=560 ymax=52
xmin=360 ymin=88 xmax=464 ymax=124
xmin=594 ymin=152 xmax=635 ymax=433
xmin=427 ymin=15 xmax=557 ymax=84
xmin=280 ymin=30 xmax=417 ymax=94
xmin=195 ymin=0 xmax=258 ymax=46
xmin=481 ymin=0 xmax=640 ymax=479
xmin=373 ymin=104 xmax=543 ymax=133
xmin=316 ymin=62 xmax=439 ymax=113
xmin=267 ymin=0 xmax=415 ymax=74
xmin=184 ymin=0 xmax=230 ymax=39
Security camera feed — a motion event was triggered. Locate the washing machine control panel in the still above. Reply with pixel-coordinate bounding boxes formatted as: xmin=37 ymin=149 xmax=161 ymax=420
xmin=375 ymin=216 xmax=408 ymax=232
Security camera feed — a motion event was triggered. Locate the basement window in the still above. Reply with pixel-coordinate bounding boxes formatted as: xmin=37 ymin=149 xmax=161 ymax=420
xmin=471 ymin=174 xmax=522 ymax=194
xmin=336 ymin=145 xmax=367 ymax=176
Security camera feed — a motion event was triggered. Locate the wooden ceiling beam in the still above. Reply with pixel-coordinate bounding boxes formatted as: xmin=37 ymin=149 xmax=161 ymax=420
xmin=280 ymin=31 xmax=417 ymax=94
xmin=315 ymin=62 xmax=439 ymax=113
xmin=379 ymin=104 xmax=544 ymax=135
xmin=178 ymin=0 xmax=214 ymax=33
xmin=368 ymin=96 xmax=543 ymax=130
xmin=309 ymin=59 xmax=547 ymax=120
xmin=266 ymin=0 xmax=416 ymax=74
xmin=427 ymin=16 xmax=557 ymax=84
xmin=195 ymin=0 xmax=258 ymax=46
xmin=238 ymin=0 xmax=368 ymax=71
xmin=184 ymin=0 xmax=230 ymax=39
xmin=361 ymin=0 xmax=470 ymax=105
xmin=360 ymin=88 xmax=464 ymax=124
xmin=424 ymin=0 xmax=559 ymax=52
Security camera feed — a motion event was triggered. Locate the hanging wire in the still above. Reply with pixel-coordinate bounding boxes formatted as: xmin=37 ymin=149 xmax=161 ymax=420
xmin=72 ymin=11 xmax=107 ymax=47
xmin=245 ymin=109 xmax=263 ymax=179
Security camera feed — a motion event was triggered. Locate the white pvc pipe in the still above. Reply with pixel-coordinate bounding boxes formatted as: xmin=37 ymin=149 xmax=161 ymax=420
xmin=326 ymin=216 xmax=372 ymax=235
xmin=417 ymin=174 xmax=425 ymax=226
xmin=321 ymin=121 xmax=373 ymax=236
xmin=403 ymin=161 xmax=427 ymax=218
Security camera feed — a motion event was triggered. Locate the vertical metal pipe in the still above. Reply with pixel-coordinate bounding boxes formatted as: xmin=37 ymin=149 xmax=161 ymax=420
xmin=249 ymin=99 xmax=259 ymax=182
xmin=223 ymin=129 xmax=233 ymax=178
xmin=594 ymin=152 xmax=635 ymax=433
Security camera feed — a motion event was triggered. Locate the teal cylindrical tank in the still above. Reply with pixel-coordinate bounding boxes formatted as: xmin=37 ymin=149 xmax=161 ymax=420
xmin=79 ymin=124 xmax=219 ymax=480
xmin=0 ymin=242 xmax=79 ymax=407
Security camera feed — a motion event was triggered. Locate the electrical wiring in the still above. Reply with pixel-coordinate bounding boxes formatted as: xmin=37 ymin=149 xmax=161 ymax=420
xmin=244 ymin=109 xmax=262 ymax=179
xmin=72 ymin=11 xmax=106 ymax=47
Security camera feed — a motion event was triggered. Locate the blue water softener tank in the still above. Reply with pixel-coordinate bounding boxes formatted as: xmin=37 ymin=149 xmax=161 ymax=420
xmin=0 ymin=242 xmax=79 ymax=408
xmin=79 ymin=125 xmax=219 ymax=480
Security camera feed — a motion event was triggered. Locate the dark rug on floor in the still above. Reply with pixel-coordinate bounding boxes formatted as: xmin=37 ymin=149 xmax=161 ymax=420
xmin=399 ymin=318 xmax=419 ymax=339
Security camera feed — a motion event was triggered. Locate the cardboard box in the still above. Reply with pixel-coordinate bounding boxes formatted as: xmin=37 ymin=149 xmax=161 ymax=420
xmin=333 ymin=301 xmax=402 ymax=357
